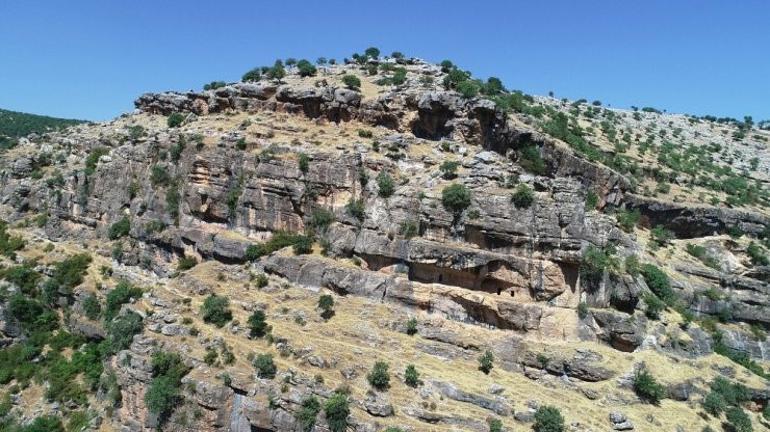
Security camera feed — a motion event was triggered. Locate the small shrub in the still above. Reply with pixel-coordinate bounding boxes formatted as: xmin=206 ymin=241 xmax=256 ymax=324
xmin=519 ymin=145 xmax=546 ymax=175
xmin=357 ymin=129 xmax=373 ymax=138
xmin=242 ymin=68 xmax=261 ymax=82
xmin=296 ymin=59 xmax=317 ymax=77
xmin=488 ymin=418 xmax=503 ymax=432
xmin=318 ymin=294 xmax=335 ymax=320
xmin=104 ymin=281 xmax=143 ymax=321
xmin=725 ymin=406 xmax=752 ymax=432
xmin=177 ymin=255 xmax=197 ymax=271
xmin=108 ymin=217 xmax=130 ymax=240
xmin=632 ymin=368 xmax=665 ymax=404
xmin=254 ymin=273 xmax=269 ymax=288
xmin=533 ymin=405 xmax=564 ymax=432
xmin=640 ymin=264 xmax=675 ymax=304
xmin=747 ymin=242 xmax=769 ymax=266
xmin=167 ymin=113 xmax=184 ymax=128
xmin=404 ymin=364 xmax=420 ymax=387
xmin=298 ymin=153 xmax=309 ymax=173
xmin=296 ymin=396 xmax=321 ymax=432
xmin=82 ymin=294 xmax=101 ymax=320
xmin=106 ymin=311 xmax=143 ymax=353
xmin=346 ymin=198 xmax=365 ymax=221
xmin=200 ymin=295 xmax=232 ymax=327
xmin=324 ymin=392 xmax=350 ymax=432
xmin=643 ymin=293 xmax=666 ymax=320
xmin=405 ymin=317 xmax=418 ymax=335
xmin=439 ymin=160 xmax=459 ymax=179
xmin=702 ymin=390 xmax=727 ymax=416
xmin=441 ymin=183 xmax=471 ymax=214
xmin=292 ymin=235 xmax=313 ymax=255
xmin=253 ymin=353 xmax=276 ymax=379
xmin=478 ymin=350 xmax=494 ymax=374
xmin=367 ymin=361 xmax=390 ymax=390
xmin=376 ymin=172 xmax=395 ymax=198
xmin=650 ymin=225 xmax=674 ymax=247
xmin=511 ymin=183 xmax=534 ymax=208
xmin=585 ymin=190 xmax=599 ymax=210
xmin=247 ymin=310 xmax=270 ymax=338
xmin=616 ymin=209 xmax=640 ymax=232
xmin=342 ymin=75 xmax=361 ymax=90
xmin=577 ymin=301 xmax=589 ymax=319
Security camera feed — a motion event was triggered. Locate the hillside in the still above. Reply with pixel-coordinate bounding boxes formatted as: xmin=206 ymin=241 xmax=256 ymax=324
xmin=0 ymin=108 xmax=87 ymax=149
xmin=0 ymin=49 xmax=768 ymax=432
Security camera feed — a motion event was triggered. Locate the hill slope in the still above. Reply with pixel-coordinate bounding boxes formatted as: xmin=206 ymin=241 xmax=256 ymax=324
xmin=0 ymin=50 xmax=768 ymax=432
xmin=0 ymin=108 xmax=87 ymax=148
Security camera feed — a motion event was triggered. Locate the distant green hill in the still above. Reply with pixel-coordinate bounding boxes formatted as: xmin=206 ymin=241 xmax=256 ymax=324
xmin=0 ymin=108 xmax=87 ymax=149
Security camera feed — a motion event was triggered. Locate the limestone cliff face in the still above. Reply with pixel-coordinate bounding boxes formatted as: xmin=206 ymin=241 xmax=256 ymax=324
xmin=1 ymin=57 xmax=769 ymax=431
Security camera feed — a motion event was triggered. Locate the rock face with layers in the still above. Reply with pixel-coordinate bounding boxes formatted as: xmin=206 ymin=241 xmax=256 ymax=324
xmin=1 ymin=56 xmax=769 ymax=432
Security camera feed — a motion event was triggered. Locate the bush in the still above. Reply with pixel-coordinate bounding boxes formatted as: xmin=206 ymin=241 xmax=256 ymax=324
xmin=296 ymin=395 xmax=321 ymax=432
xmin=84 ymin=147 xmax=109 ymax=176
xmin=377 ymin=172 xmax=395 ymax=198
xmin=309 ymin=208 xmax=334 ymax=231
xmin=616 ymin=209 xmax=640 ymax=232
xmin=21 ymin=416 xmax=65 ymax=432
xmin=488 ymin=418 xmax=503 ymax=432
xmin=106 ymin=311 xmax=143 ymax=353
xmin=150 ymin=165 xmax=170 ymax=186
xmin=108 ymin=217 xmax=130 ymax=240
xmin=254 ymin=273 xmax=269 ymax=288
xmin=579 ymin=245 xmax=620 ymax=285
xmin=533 ymin=405 xmax=564 ymax=432
xmin=439 ymin=161 xmax=459 ymax=179
xmin=245 ymin=231 xmax=307 ymax=260
xmin=747 ymin=242 xmax=769 ymax=266
xmin=456 ymin=80 xmax=480 ymax=98
xmin=247 ymin=310 xmax=269 ymax=338
xmin=346 ymin=198 xmax=366 ymax=221
xmin=167 ymin=113 xmax=184 ymax=128
xmin=292 ymin=235 xmax=313 ymax=255
xmin=105 ymin=281 xmax=143 ymax=321
xmin=177 ymin=255 xmax=197 ymax=271
xmin=643 ymin=293 xmax=666 ymax=320
xmin=253 ymin=353 xmax=276 ymax=379
xmin=441 ymin=183 xmax=471 ymax=214
xmin=519 ymin=145 xmax=546 ymax=175
xmin=267 ymin=60 xmax=286 ymax=82
xmin=324 ymin=392 xmax=350 ymax=432
xmin=342 ymin=75 xmax=361 ymax=90
xmin=404 ymin=364 xmax=420 ymax=387
xmin=203 ymin=81 xmax=226 ymax=90
xmin=298 ymin=152 xmax=309 ymax=173
xmin=318 ymin=294 xmax=335 ymax=320
xmin=725 ymin=406 xmax=753 ymax=432
xmin=478 ymin=350 xmax=494 ymax=374
xmin=632 ymin=368 xmax=665 ymax=404
xmin=511 ymin=183 xmax=534 ymax=208
xmin=242 ymin=68 xmax=261 ymax=82
xmin=405 ymin=317 xmax=418 ymax=335
xmin=82 ymin=294 xmax=101 ymax=320
xmin=201 ymin=295 xmax=232 ymax=327
xmin=577 ymin=301 xmax=589 ymax=319
xmin=0 ymin=220 xmax=25 ymax=257
xmin=367 ymin=361 xmax=390 ymax=390
xmin=640 ymin=264 xmax=675 ymax=304
xmin=702 ymin=390 xmax=727 ymax=416
xmin=296 ymin=59 xmax=317 ymax=77
xmin=145 ymin=352 xmax=189 ymax=420
xmin=650 ymin=225 xmax=674 ymax=247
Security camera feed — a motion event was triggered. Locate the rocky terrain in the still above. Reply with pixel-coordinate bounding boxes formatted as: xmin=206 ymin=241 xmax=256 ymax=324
xmin=0 ymin=49 xmax=768 ymax=432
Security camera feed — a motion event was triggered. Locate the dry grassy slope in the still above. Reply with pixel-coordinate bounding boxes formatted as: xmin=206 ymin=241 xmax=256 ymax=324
xmin=7 ymin=229 xmax=769 ymax=432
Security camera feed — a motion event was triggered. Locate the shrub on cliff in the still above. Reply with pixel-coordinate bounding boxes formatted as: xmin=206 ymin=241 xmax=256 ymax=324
xmin=247 ymin=310 xmax=270 ymax=338
xmin=511 ymin=183 xmax=534 ymax=208
xmin=200 ymin=294 xmax=232 ymax=327
xmin=295 ymin=395 xmax=321 ymax=432
xmin=441 ymin=183 xmax=471 ymax=214
xmin=367 ymin=361 xmax=390 ymax=390
xmin=324 ymin=392 xmax=350 ymax=432
xmin=478 ymin=350 xmax=494 ymax=374
xmin=533 ymin=406 xmax=564 ymax=432
xmin=296 ymin=59 xmax=317 ymax=77
xmin=633 ymin=368 xmax=665 ymax=404
xmin=376 ymin=172 xmax=395 ymax=198
xmin=342 ymin=74 xmax=361 ymax=90
xmin=242 ymin=68 xmax=261 ymax=82
xmin=108 ymin=217 xmax=130 ymax=240
xmin=167 ymin=113 xmax=184 ymax=128
xmin=404 ymin=364 xmax=420 ymax=387
xmin=253 ymin=353 xmax=276 ymax=379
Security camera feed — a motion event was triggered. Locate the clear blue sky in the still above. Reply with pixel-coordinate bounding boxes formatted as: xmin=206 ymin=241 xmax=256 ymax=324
xmin=1 ymin=0 xmax=769 ymax=122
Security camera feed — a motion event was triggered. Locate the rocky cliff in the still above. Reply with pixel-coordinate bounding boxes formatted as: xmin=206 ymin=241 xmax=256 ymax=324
xmin=0 ymin=53 xmax=768 ymax=431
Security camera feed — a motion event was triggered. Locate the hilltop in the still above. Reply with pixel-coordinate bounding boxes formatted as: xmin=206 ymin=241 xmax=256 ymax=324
xmin=0 ymin=108 xmax=87 ymax=150
xmin=0 ymin=49 xmax=768 ymax=432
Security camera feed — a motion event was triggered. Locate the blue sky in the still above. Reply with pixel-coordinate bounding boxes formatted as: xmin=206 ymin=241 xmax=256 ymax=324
xmin=1 ymin=0 xmax=769 ymax=121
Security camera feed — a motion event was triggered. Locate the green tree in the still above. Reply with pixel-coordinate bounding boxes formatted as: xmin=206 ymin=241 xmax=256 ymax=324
xmin=253 ymin=353 xmax=276 ymax=379
xmin=82 ymin=293 xmax=101 ymax=320
xmin=478 ymin=350 xmax=494 ymax=374
xmin=296 ymin=59 xmax=317 ymax=77
xmin=441 ymin=183 xmax=471 ymax=214
xmin=242 ymin=68 xmax=261 ymax=82
xmin=167 ymin=113 xmax=184 ymax=128
xmin=533 ymin=406 xmax=564 ymax=432
xmin=200 ymin=295 xmax=232 ymax=327
xmin=377 ymin=171 xmax=395 ymax=197
xmin=364 ymin=47 xmax=381 ymax=58
xmin=106 ymin=311 xmax=143 ymax=353
xmin=511 ymin=183 xmax=534 ymax=208
xmin=367 ymin=361 xmax=390 ymax=390
xmin=268 ymin=60 xmax=286 ymax=82
xmin=295 ymin=395 xmax=321 ymax=432
xmin=404 ymin=364 xmax=420 ymax=387
xmin=247 ymin=310 xmax=270 ymax=338
xmin=324 ymin=392 xmax=350 ymax=432
xmin=108 ymin=217 xmax=130 ymax=240
xmin=342 ymin=75 xmax=361 ymax=90
xmin=632 ymin=369 xmax=665 ymax=404
xmin=318 ymin=294 xmax=335 ymax=320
